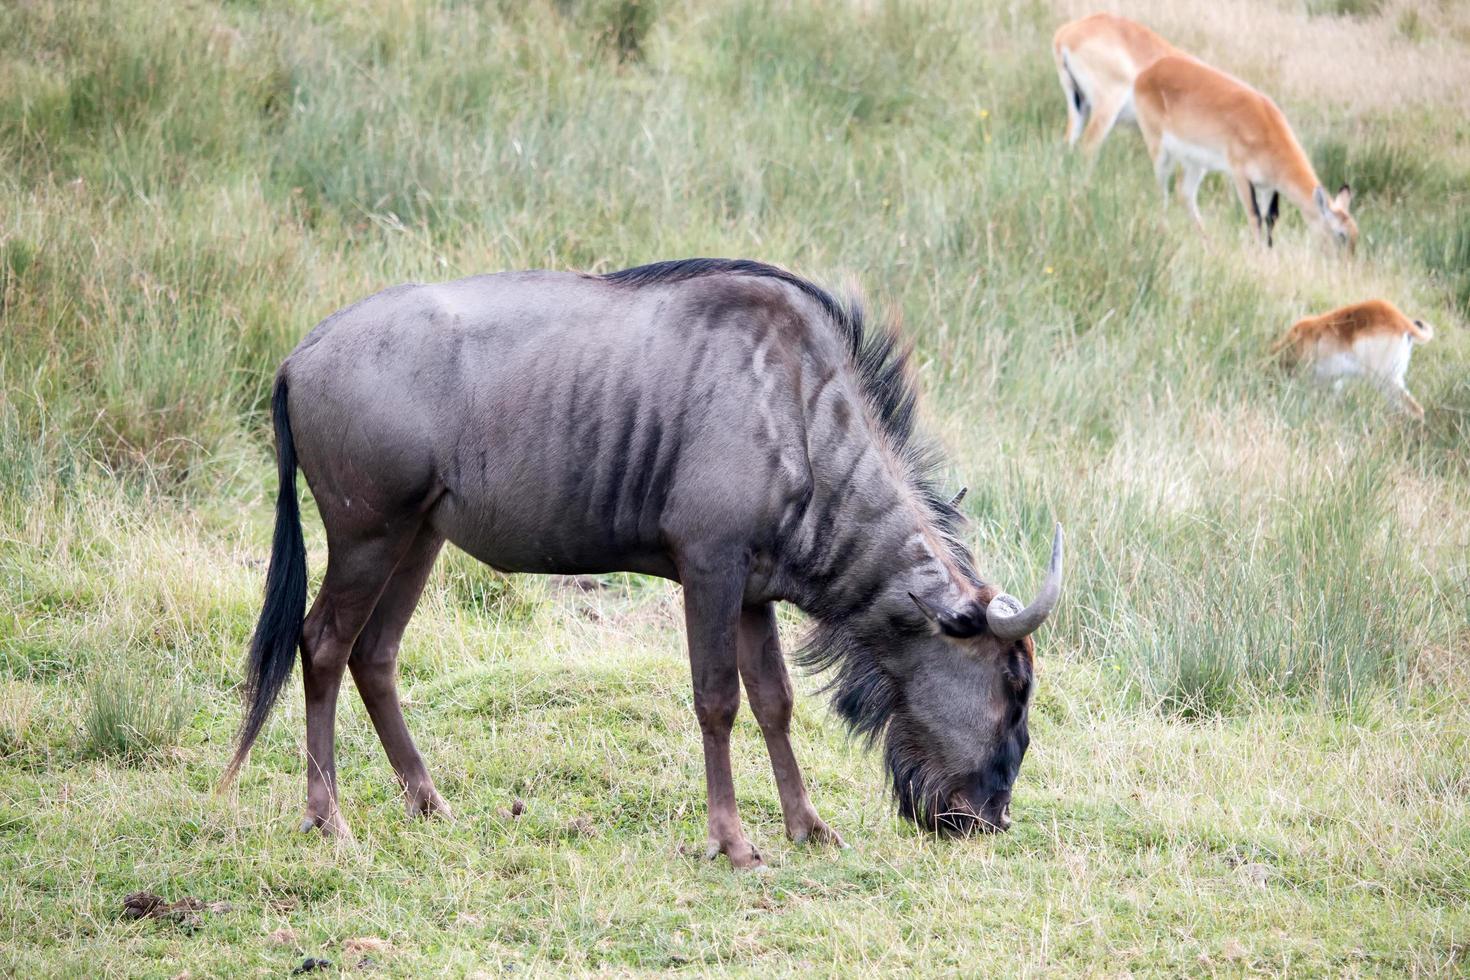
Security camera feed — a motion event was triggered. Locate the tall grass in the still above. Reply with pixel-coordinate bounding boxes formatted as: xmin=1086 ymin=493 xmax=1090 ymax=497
xmin=1306 ymin=0 xmax=1385 ymax=18
xmin=0 ymin=684 xmax=35 ymax=759
xmin=83 ymin=670 xmax=190 ymax=762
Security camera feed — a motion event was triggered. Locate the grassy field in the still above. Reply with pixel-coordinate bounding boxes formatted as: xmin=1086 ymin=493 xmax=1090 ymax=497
xmin=3 ymin=0 xmax=1469 ymax=974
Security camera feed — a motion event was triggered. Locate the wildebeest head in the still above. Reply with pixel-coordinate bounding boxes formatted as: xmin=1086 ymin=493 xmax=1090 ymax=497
xmin=883 ymin=524 xmax=1063 ymax=835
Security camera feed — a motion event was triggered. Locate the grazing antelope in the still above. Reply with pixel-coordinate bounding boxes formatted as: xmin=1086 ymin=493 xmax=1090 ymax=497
xmin=1132 ymin=55 xmax=1358 ymax=251
xmin=1052 ymin=13 xmax=1182 ymax=155
xmin=1272 ymin=299 xmax=1433 ymax=417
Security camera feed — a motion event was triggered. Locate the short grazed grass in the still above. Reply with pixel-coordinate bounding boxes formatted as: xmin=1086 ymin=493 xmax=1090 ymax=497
xmin=2 ymin=0 xmax=1468 ymax=974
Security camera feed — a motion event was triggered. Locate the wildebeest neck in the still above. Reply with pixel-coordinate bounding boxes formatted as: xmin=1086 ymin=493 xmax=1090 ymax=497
xmin=600 ymin=261 xmax=977 ymax=619
xmin=596 ymin=260 xmax=976 ymax=622
xmin=763 ymin=289 xmax=977 ymax=626
xmin=776 ymin=427 xmax=974 ymax=625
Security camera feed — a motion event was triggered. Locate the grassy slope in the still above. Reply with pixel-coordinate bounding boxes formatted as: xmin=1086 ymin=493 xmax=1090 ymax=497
xmin=2 ymin=0 xmax=1468 ymax=974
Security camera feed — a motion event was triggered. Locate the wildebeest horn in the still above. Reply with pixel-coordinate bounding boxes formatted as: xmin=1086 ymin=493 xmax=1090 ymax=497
xmin=986 ymin=523 xmax=1064 ymax=641
xmin=948 ymin=487 xmax=968 ymax=508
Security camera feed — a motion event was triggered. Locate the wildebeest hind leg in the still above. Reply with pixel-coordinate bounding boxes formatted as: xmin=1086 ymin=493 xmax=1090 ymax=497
xmin=298 ymin=523 xmax=424 ymax=838
xmin=680 ymin=553 xmax=763 ymax=869
xmin=348 ymin=527 xmax=449 ymax=820
xmin=737 ymin=603 xmax=845 ymax=848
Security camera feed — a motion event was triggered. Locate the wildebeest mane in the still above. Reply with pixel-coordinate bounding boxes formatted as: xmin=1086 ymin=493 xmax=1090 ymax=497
xmin=601 ymin=258 xmax=969 ymax=566
xmin=601 ymin=258 xmax=977 ymax=747
xmin=603 ymin=258 xmax=923 ymax=440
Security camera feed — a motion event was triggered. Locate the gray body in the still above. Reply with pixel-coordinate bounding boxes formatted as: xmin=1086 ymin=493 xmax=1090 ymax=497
xmin=290 ymin=270 xmax=835 ymax=591
xmin=227 ymin=260 xmax=1063 ymax=865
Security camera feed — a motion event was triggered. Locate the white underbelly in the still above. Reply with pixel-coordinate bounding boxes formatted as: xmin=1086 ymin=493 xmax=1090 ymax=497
xmin=1116 ymin=94 xmax=1138 ymax=124
xmin=1352 ymin=334 xmax=1413 ymax=384
xmin=1161 ymin=133 xmax=1230 ymax=172
xmin=1311 ymin=350 xmax=1362 ymax=382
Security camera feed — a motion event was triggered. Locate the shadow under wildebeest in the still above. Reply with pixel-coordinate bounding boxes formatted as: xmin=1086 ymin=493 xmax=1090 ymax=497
xmin=221 ymin=258 xmax=1063 ymax=868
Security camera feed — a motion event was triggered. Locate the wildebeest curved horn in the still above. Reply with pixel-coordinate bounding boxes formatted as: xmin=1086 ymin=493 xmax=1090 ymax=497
xmin=986 ymin=523 xmax=1064 ymax=641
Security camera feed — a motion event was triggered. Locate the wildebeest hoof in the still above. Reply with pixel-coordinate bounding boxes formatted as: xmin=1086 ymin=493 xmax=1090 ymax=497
xmin=791 ymin=818 xmax=846 ymax=849
xmin=298 ymin=810 xmax=352 ymax=839
xmin=704 ymin=838 xmax=764 ymax=870
xmin=405 ymin=787 xmax=452 ymax=821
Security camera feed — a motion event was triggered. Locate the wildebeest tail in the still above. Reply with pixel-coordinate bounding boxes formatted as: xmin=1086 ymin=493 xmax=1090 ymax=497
xmin=221 ymin=373 xmax=308 ymax=787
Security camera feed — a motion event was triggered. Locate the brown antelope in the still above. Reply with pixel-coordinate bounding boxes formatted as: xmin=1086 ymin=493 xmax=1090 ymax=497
xmin=1272 ymin=299 xmax=1433 ymax=417
xmin=1052 ymin=13 xmax=1181 ymax=155
xmin=1132 ymin=56 xmax=1358 ymax=251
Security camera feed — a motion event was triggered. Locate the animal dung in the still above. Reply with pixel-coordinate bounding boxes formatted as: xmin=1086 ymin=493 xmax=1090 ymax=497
xmin=120 ymin=891 xmax=230 ymax=932
xmin=566 ymin=815 xmax=600 ymax=838
xmin=292 ymin=957 xmax=332 ymax=974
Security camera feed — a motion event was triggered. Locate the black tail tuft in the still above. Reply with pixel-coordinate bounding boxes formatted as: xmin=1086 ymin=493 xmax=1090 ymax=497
xmin=1061 ymin=53 xmax=1088 ymax=116
xmin=221 ymin=374 xmax=308 ymax=786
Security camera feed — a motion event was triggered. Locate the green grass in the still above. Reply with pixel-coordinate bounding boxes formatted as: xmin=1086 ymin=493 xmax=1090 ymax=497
xmin=82 ymin=671 xmax=191 ymax=763
xmin=1307 ymin=0 xmax=1385 ymax=19
xmin=2 ymin=0 xmax=1469 ymax=974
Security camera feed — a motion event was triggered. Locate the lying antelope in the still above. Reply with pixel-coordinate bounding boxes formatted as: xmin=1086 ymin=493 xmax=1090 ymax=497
xmin=1133 ymin=55 xmax=1358 ymax=251
xmin=1272 ymin=299 xmax=1433 ymax=417
xmin=1053 ymin=13 xmax=1181 ymax=155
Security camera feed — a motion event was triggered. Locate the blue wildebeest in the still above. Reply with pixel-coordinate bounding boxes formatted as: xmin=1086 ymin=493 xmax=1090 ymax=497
xmin=223 ymin=259 xmax=1063 ymax=867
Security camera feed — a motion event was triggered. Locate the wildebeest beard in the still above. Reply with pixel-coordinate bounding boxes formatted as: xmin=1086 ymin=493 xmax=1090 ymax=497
xmin=798 ymin=605 xmax=1034 ymax=835
xmin=797 ymin=614 xmax=977 ymax=835
xmin=886 ymin=728 xmax=962 ymax=834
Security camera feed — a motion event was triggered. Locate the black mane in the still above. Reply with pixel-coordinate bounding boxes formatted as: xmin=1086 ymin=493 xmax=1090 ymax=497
xmin=603 ymin=258 xmax=920 ymax=440
xmin=602 ymin=259 xmax=977 ymax=748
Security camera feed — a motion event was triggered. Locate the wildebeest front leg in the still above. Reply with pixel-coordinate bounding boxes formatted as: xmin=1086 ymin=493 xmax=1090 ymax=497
xmin=681 ymin=556 xmax=763 ymax=869
xmin=737 ymin=603 xmax=844 ymax=848
xmin=348 ymin=530 xmax=450 ymax=820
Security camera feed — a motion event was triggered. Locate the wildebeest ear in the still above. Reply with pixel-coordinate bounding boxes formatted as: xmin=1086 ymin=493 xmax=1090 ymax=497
xmin=908 ymin=592 xmax=983 ymax=638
